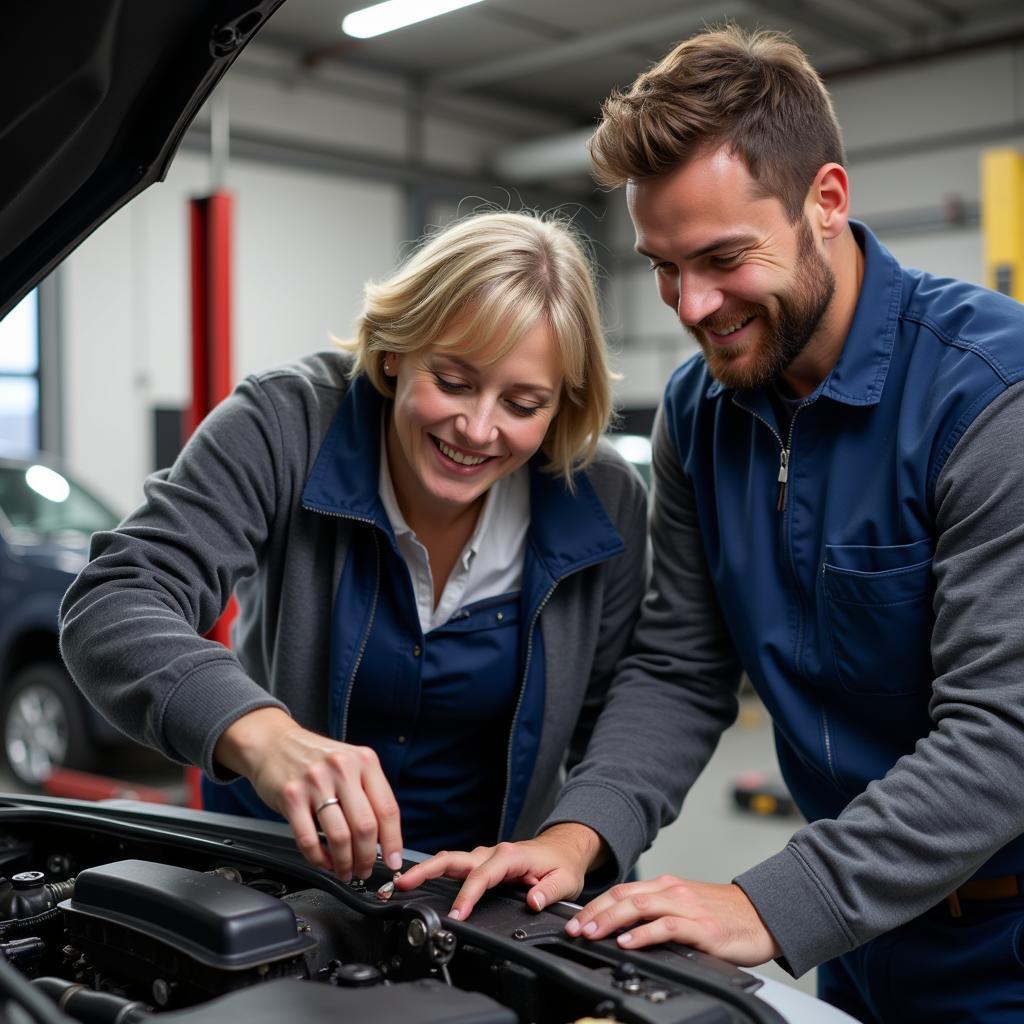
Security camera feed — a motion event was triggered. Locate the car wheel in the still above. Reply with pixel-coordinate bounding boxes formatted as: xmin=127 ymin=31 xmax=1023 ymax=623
xmin=1 ymin=663 xmax=95 ymax=786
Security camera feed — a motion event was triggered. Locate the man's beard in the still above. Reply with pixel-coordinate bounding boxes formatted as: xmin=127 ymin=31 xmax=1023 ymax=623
xmin=695 ymin=220 xmax=836 ymax=391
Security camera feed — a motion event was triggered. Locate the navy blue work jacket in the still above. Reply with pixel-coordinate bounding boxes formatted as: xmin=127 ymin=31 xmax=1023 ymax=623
xmin=665 ymin=222 xmax=1024 ymax=874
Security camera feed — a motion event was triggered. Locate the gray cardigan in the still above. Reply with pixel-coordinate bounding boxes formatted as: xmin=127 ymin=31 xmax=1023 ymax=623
xmin=60 ymin=353 xmax=649 ymax=863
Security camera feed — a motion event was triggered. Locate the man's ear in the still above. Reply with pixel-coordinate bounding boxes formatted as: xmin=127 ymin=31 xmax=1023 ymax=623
xmin=805 ymin=162 xmax=850 ymax=240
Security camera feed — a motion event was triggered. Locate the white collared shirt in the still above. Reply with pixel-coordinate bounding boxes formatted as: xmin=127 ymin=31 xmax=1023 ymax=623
xmin=378 ymin=441 xmax=530 ymax=634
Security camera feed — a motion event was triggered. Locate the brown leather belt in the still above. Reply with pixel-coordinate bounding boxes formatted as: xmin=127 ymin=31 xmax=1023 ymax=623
xmin=945 ymin=874 xmax=1020 ymax=918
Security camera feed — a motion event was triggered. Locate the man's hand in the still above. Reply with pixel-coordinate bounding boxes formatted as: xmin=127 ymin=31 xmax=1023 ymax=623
xmin=396 ymin=823 xmax=607 ymax=920
xmin=565 ymin=876 xmax=780 ymax=967
xmin=214 ymin=708 xmax=404 ymax=881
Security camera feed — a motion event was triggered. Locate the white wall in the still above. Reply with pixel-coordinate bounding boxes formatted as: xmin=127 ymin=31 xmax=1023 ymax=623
xmin=62 ymin=154 xmax=404 ymax=513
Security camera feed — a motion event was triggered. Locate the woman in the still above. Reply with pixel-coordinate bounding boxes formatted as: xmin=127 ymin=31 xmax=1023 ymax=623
xmin=60 ymin=211 xmax=647 ymax=884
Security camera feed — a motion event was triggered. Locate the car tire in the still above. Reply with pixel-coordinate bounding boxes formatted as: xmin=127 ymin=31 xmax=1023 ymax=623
xmin=0 ymin=663 xmax=95 ymax=786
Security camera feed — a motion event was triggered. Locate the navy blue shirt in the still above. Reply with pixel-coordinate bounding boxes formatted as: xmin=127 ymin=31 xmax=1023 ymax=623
xmin=346 ymin=581 xmax=520 ymax=853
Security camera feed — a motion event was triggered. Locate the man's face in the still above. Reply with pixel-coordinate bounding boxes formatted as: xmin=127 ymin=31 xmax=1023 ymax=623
xmin=627 ymin=147 xmax=835 ymax=391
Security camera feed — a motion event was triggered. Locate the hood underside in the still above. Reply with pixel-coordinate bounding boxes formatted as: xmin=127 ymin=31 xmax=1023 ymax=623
xmin=0 ymin=0 xmax=286 ymax=321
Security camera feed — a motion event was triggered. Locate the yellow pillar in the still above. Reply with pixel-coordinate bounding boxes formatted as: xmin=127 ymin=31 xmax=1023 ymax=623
xmin=981 ymin=149 xmax=1024 ymax=302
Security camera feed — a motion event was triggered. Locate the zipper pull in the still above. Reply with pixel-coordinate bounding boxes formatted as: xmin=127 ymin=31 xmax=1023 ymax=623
xmin=776 ymin=449 xmax=790 ymax=512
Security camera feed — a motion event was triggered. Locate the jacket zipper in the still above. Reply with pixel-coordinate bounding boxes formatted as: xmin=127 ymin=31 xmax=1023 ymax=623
xmin=496 ymin=581 xmax=558 ymax=840
xmin=301 ymin=505 xmax=381 ymax=739
xmin=820 ymin=706 xmax=837 ymax=783
xmin=743 ymin=406 xmax=803 ymax=513
xmin=739 ymin=404 xmax=842 ymax=788
xmin=776 ymin=449 xmax=790 ymax=512
xmin=340 ymin=529 xmax=381 ymax=739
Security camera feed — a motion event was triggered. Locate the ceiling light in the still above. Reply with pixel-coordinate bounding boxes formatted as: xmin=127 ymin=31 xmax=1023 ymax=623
xmin=342 ymin=0 xmax=487 ymax=39
xmin=25 ymin=465 xmax=70 ymax=503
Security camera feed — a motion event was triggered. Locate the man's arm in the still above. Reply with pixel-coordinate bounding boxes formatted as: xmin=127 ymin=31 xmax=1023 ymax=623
xmin=539 ymin=399 xmax=743 ymax=876
xmin=565 ymin=450 xmax=651 ymax=775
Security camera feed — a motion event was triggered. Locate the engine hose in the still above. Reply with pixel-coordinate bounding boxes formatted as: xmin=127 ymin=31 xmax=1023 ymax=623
xmin=0 ymin=907 xmax=62 ymax=937
xmin=33 ymin=977 xmax=152 ymax=1024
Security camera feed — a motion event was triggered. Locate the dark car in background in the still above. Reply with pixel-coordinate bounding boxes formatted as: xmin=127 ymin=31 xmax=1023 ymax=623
xmin=0 ymin=455 xmax=127 ymax=784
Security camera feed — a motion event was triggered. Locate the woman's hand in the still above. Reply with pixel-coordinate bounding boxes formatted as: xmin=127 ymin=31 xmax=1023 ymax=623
xmin=214 ymin=708 xmax=403 ymax=880
xmin=396 ymin=823 xmax=607 ymax=919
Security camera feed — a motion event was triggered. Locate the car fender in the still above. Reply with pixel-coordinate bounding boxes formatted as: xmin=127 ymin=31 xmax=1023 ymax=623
xmin=0 ymin=586 xmax=64 ymax=665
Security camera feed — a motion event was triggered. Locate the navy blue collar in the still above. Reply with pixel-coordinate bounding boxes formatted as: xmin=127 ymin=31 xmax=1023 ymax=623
xmin=301 ymin=372 xmax=388 ymax=527
xmin=706 ymin=219 xmax=902 ymax=408
xmin=301 ymin=373 xmax=623 ymax=580
xmin=525 ymin=458 xmax=624 ymax=580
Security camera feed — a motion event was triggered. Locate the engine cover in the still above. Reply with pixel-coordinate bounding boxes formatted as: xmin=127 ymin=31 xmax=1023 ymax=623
xmin=60 ymin=860 xmax=317 ymax=1006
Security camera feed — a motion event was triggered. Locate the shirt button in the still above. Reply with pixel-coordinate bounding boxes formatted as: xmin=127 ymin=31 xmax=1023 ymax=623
xmin=496 ymin=611 xmax=504 ymax=622
xmin=397 ymin=735 xmax=407 ymax=744
xmin=412 ymin=645 xmax=421 ymax=657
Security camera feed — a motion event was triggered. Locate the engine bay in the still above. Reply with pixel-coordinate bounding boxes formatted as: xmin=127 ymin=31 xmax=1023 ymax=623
xmin=0 ymin=796 xmax=785 ymax=1023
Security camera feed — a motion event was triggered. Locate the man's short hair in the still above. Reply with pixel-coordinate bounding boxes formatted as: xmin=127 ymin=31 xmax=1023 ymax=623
xmin=589 ymin=24 xmax=846 ymax=220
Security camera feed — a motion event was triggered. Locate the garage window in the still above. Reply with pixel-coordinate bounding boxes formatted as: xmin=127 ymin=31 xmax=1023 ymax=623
xmin=0 ymin=291 xmax=39 ymax=454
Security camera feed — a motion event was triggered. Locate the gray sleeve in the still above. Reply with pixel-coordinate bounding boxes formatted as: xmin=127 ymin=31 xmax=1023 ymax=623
xmin=59 ymin=375 xmax=291 ymax=776
xmin=542 ymin=405 xmax=743 ymax=877
xmin=736 ymin=382 xmax=1024 ymax=977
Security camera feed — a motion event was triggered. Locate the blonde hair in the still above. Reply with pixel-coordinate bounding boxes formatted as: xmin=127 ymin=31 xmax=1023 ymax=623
xmin=590 ymin=24 xmax=844 ymax=220
xmin=343 ymin=211 xmax=615 ymax=482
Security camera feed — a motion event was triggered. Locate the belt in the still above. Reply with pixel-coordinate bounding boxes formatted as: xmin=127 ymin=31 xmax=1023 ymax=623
xmin=945 ymin=874 xmax=1020 ymax=918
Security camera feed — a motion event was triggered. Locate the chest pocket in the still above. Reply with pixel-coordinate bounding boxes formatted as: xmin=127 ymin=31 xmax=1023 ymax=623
xmin=822 ymin=538 xmax=935 ymax=696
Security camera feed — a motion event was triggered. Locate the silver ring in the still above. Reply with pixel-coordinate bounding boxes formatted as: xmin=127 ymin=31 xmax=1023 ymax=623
xmin=315 ymin=796 xmax=340 ymax=815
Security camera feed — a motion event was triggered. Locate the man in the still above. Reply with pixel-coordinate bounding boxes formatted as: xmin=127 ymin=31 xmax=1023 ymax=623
xmin=399 ymin=26 xmax=1024 ymax=1021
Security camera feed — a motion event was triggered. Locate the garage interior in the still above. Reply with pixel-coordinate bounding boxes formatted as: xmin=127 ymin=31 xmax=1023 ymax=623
xmin=3 ymin=0 xmax=1024 ymax=1008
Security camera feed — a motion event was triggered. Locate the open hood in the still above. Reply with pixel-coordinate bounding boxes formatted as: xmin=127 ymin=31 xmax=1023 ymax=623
xmin=0 ymin=0 xmax=286 ymax=321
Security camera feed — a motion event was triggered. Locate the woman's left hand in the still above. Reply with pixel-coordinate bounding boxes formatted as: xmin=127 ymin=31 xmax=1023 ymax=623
xmin=395 ymin=823 xmax=606 ymax=919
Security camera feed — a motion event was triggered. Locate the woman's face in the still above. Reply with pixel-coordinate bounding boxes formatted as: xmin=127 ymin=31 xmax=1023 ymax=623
xmin=385 ymin=319 xmax=563 ymax=523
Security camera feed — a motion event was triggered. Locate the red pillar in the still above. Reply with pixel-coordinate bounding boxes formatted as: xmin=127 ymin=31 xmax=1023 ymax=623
xmin=187 ymin=192 xmax=234 ymax=441
xmin=185 ymin=191 xmax=236 ymax=807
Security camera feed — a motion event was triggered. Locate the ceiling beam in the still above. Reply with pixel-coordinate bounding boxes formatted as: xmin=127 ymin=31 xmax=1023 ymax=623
xmin=429 ymin=4 xmax=726 ymax=91
xmin=744 ymin=0 xmax=893 ymax=57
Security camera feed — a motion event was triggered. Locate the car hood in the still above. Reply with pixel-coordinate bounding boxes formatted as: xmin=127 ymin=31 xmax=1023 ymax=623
xmin=0 ymin=0 xmax=286 ymax=321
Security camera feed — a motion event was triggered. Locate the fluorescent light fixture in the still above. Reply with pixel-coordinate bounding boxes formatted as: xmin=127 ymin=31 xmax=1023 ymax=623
xmin=25 ymin=465 xmax=70 ymax=503
xmin=342 ymin=0 xmax=487 ymax=39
